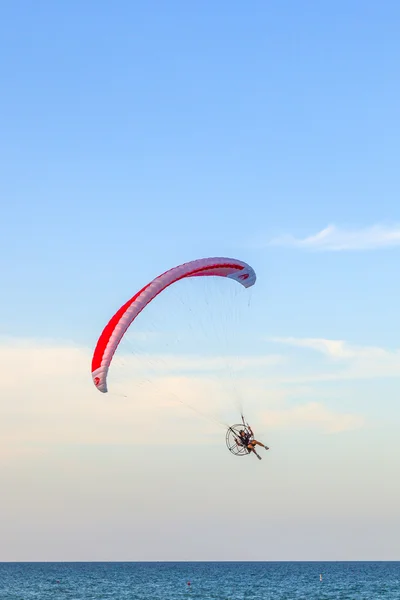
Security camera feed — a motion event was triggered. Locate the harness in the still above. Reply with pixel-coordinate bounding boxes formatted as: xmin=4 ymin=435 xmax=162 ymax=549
xmin=239 ymin=433 xmax=251 ymax=447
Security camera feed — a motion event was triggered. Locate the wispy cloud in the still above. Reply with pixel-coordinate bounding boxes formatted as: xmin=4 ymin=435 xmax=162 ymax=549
xmin=269 ymin=336 xmax=400 ymax=381
xmin=269 ymin=223 xmax=400 ymax=251
xmin=112 ymin=351 xmax=284 ymax=377
xmin=261 ymin=402 xmax=364 ymax=434
xmin=0 ymin=338 xmax=361 ymax=462
xmin=0 ymin=338 xmax=286 ymax=451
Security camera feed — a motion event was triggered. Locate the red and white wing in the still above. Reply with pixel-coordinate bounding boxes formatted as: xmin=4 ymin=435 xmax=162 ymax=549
xmin=91 ymin=257 xmax=256 ymax=393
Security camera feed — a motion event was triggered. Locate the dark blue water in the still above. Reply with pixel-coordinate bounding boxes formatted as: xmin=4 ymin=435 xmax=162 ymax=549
xmin=0 ymin=562 xmax=399 ymax=599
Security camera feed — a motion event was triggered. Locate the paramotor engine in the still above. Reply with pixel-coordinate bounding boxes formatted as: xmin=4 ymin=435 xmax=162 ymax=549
xmin=225 ymin=416 xmax=254 ymax=456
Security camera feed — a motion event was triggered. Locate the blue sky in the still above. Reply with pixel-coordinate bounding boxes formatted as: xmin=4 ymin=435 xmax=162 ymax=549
xmin=1 ymin=1 xmax=400 ymax=344
xmin=1 ymin=1 xmax=400 ymax=561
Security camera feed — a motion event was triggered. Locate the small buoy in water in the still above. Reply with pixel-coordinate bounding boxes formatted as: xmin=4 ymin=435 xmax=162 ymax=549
xmin=187 ymin=581 xmax=191 ymax=586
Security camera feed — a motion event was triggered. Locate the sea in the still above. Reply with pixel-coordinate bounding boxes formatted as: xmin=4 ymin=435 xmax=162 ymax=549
xmin=0 ymin=561 xmax=399 ymax=599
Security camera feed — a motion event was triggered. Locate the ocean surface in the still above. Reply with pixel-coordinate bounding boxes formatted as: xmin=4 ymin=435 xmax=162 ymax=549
xmin=0 ymin=562 xmax=399 ymax=599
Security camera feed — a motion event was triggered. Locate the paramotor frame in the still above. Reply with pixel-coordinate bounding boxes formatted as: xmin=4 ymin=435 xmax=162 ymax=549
xmin=225 ymin=423 xmax=254 ymax=456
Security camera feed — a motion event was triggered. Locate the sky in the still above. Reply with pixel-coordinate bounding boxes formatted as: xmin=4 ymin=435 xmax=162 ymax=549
xmin=1 ymin=0 xmax=400 ymax=561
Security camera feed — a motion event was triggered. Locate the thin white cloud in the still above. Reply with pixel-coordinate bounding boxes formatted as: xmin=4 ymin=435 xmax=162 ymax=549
xmin=271 ymin=336 xmax=396 ymax=360
xmin=269 ymin=336 xmax=400 ymax=381
xmin=270 ymin=336 xmax=385 ymax=359
xmin=112 ymin=351 xmax=284 ymax=377
xmin=0 ymin=338 xmax=360 ymax=462
xmin=261 ymin=402 xmax=364 ymax=434
xmin=269 ymin=223 xmax=400 ymax=251
xmin=0 ymin=338 xmax=284 ymax=450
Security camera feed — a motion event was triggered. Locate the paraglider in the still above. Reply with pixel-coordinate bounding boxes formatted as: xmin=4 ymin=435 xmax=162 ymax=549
xmin=226 ymin=415 xmax=269 ymax=459
xmin=91 ymin=256 xmax=269 ymax=459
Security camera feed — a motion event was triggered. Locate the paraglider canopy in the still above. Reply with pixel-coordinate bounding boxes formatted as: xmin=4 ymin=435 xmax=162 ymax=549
xmin=91 ymin=256 xmax=256 ymax=393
